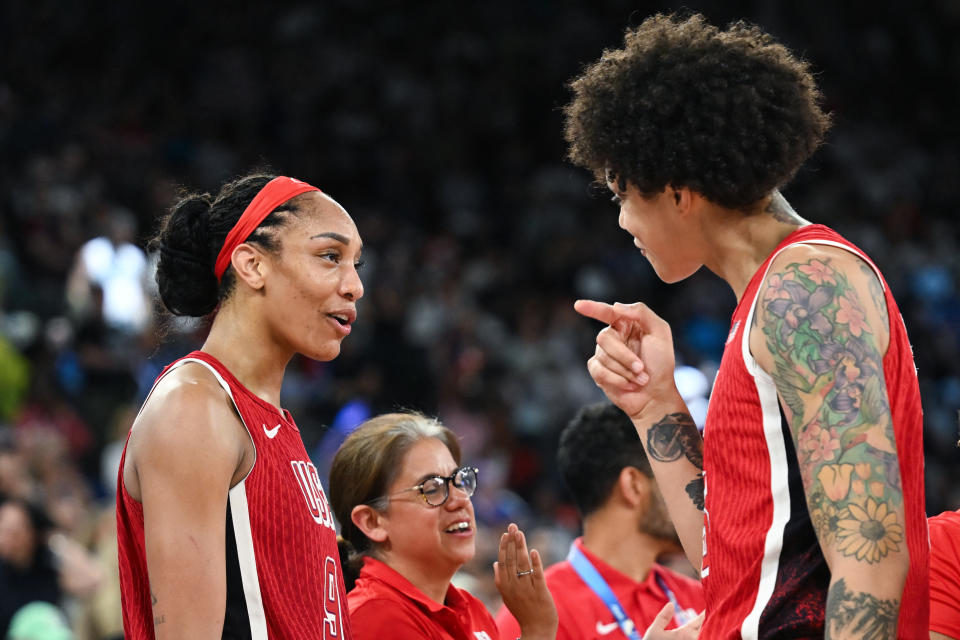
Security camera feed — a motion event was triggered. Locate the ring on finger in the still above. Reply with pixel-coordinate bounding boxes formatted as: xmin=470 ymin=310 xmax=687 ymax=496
xmin=516 ymin=569 xmax=535 ymax=577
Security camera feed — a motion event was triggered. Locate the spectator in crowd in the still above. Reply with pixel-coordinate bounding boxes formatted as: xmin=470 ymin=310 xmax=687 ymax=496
xmin=569 ymin=13 xmax=928 ymax=638
xmin=329 ymin=411 xmax=558 ymax=640
xmin=0 ymin=498 xmax=102 ymax=638
xmin=497 ymin=402 xmax=704 ymax=639
xmin=65 ymin=207 xmax=151 ymax=337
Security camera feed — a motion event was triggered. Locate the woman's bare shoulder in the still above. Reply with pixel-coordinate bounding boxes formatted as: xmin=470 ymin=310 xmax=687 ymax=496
xmin=125 ymin=362 xmax=247 ymax=491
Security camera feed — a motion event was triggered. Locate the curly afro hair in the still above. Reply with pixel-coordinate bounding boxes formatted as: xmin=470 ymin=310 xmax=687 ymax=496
xmin=564 ymin=13 xmax=831 ymax=209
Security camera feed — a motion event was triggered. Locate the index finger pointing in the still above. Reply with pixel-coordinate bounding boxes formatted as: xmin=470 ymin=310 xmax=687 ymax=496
xmin=574 ymin=299 xmax=617 ymax=324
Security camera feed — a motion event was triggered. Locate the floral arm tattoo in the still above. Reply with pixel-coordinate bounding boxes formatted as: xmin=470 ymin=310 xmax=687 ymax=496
xmin=758 ymin=257 xmax=904 ymax=566
xmin=647 ymin=412 xmax=705 ymax=510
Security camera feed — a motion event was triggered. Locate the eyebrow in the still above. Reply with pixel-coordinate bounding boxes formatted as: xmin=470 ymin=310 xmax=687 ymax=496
xmin=413 ymin=468 xmax=458 ymax=484
xmin=413 ymin=472 xmax=441 ymax=485
xmin=310 ymin=232 xmax=363 ymax=253
xmin=310 ymin=232 xmax=351 ymax=244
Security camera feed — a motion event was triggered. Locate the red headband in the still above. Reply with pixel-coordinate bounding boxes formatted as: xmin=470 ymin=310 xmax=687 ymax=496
xmin=214 ymin=176 xmax=321 ymax=281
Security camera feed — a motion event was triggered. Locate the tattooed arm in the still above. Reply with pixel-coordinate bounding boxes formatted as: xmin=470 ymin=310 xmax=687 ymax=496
xmin=575 ymin=299 xmax=706 ymax=571
xmin=750 ymin=246 xmax=908 ymax=639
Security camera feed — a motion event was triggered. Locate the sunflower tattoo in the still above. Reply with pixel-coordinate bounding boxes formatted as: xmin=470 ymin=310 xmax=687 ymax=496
xmin=834 ymin=498 xmax=904 ymax=563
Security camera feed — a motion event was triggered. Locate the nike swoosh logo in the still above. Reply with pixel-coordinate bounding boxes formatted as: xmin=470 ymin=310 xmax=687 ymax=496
xmin=596 ymin=621 xmax=619 ymax=635
xmin=263 ymin=423 xmax=281 ymax=439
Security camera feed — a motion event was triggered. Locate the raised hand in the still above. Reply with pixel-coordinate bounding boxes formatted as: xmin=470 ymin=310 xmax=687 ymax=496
xmin=574 ymin=300 xmax=681 ymax=419
xmin=493 ymin=523 xmax=558 ymax=640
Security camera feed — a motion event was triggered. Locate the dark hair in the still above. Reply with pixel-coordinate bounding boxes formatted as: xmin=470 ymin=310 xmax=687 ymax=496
xmin=0 ymin=498 xmax=54 ymax=570
xmin=329 ymin=412 xmax=461 ymax=590
xmin=557 ymin=402 xmax=651 ymax=517
xmin=0 ymin=497 xmax=53 ymax=537
xmin=564 ymin=13 xmax=831 ymax=209
xmin=149 ymin=172 xmax=302 ymax=317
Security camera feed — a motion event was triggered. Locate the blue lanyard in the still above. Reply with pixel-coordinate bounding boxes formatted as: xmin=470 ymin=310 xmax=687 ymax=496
xmin=568 ymin=545 xmax=695 ymax=635
xmin=653 ymin=574 xmax=697 ymax=626
xmin=567 ymin=545 xmax=641 ymax=640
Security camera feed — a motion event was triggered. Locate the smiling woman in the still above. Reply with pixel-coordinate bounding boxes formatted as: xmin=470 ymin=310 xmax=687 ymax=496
xmin=115 ymin=173 xmax=363 ymax=639
xmin=329 ymin=412 xmax=558 ymax=640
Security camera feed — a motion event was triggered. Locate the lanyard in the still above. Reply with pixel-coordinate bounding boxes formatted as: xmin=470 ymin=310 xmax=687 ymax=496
xmin=568 ymin=544 xmax=695 ymax=635
xmin=567 ymin=545 xmax=641 ymax=640
xmin=653 ymin=574 xmax=697 ymax=626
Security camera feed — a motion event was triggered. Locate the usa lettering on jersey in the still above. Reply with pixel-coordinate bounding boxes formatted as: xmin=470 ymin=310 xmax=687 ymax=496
xmin=290 ymin=460 xmax=336 ymax=530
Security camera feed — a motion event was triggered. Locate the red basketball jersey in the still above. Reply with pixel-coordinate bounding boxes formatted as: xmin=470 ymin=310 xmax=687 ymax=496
xmin=928 ymin=510 xmax=960 ymax=638
xmin=699 ymin=225 xmax=928 ymax=639
xmin=117 ymin=350 xmax=352 ymax=640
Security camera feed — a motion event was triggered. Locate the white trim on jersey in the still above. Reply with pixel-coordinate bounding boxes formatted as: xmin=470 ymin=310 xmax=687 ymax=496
xmin=739 ymin=310 xmax=790 ymax=640
xmin=166 ymin=358 xmax=258 ymax=485
xmin=136 ymin=357 xmax=265 ymax=637
xmin=230 ymin=480 xmax=269 ymax=639
xmin=733 ymin=234 xmax=883 ymax=638
xmin=173 ymin=358 xmax=265 ymax=638
xmin=788 ymin=238 xmax=885 ymax=291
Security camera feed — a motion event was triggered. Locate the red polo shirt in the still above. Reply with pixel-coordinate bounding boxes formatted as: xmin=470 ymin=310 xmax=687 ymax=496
xmin=496 ymin=538 xmax=704 ymax=639
xmin=929 ymin=510 xmax=960 ymax=639
xmin=348 ymin=556 xmax=500 ymax=640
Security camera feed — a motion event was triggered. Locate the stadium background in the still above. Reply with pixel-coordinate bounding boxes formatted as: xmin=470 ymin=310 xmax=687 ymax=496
xmin=1 ymin=0 xmax=959 ymax=635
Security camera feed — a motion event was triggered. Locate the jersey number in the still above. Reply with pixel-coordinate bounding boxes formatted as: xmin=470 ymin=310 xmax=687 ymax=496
xmin=323 ymin=557 xmax=342 ymax=638
xmin=701 ymin=470 xmax=710 ymax=578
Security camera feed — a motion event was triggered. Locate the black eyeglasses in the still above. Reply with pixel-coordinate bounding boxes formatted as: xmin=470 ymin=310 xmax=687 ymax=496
xmin=385 ymin=466 xmax=479 ymax=508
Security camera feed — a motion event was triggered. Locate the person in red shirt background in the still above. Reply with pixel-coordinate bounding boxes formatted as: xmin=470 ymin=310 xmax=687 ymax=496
xmin=929 ymin=509 xmax=960 ymax=640
xmin=329 ymin=412 xmax=557 ymax=640
xmin=497 ymin=402 xmax=704 ymax=639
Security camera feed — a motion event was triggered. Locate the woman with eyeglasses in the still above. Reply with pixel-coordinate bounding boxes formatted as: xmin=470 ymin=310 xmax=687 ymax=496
xmin=329 ymin=412 xmax=558 ymax=640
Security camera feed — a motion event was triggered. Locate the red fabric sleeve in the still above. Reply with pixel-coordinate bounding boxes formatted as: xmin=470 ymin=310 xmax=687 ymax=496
xmin=349 ymin=599 xmax=434 ymax=640
xmin=495 ymin=605 xmax=521 ymax=640
xmin=496 ymin=602 xmax=581 ymax=640
xmin=929 ymin=511 xmax=960 ymax=638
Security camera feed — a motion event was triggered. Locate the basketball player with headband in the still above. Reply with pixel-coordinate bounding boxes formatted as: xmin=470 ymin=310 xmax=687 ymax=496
xmin=117 ymin=174 xmax=362 ymax=639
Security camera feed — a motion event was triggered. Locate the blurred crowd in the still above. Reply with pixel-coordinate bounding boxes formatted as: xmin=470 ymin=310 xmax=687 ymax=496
xmin=1 ymin=0 xmax=959 ymax=636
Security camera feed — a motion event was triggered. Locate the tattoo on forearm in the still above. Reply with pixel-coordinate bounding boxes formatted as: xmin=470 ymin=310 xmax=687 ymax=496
xmin=685 ymin=474 xmax=705 ymax=511
xmin=647 ymin=413 xmax=705 ymax=511
xmin=760 ymin=258 xmax=904 ymax=564
xmin=647 ymin=413 xmax=703 ymax=467
xmin=824 ymin=578 xmax=898 ymax=639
